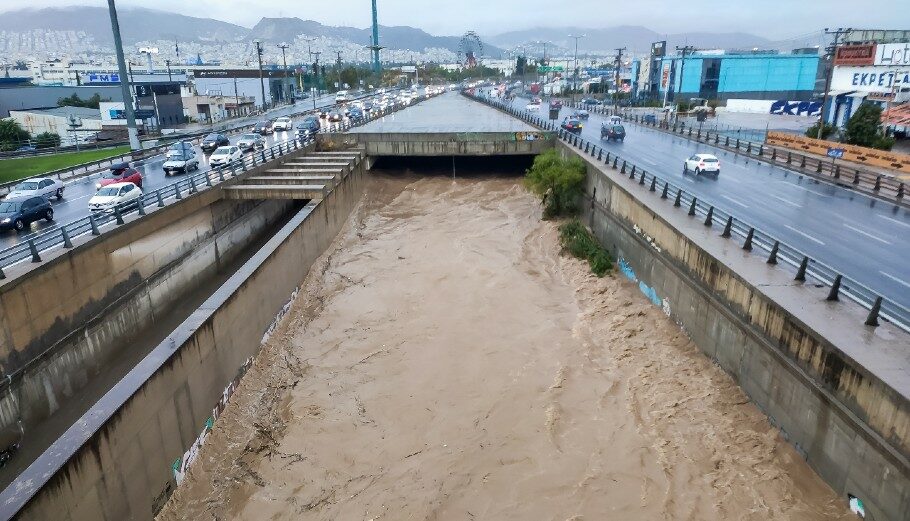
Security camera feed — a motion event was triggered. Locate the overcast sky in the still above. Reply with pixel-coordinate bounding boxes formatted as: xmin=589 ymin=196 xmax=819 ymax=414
xmin=2 ymin=0 xmax=909 ymax=39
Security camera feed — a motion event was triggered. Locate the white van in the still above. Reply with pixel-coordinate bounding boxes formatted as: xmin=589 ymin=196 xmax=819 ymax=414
xmin=335 ymin=90 xmax=350 ymax=103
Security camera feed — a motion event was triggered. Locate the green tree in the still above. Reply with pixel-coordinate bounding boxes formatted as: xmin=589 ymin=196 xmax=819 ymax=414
xmin=34 ymin=132 xmax=61 ymax=149
xmin=843 ymin=102 xmax=886 ymax=148
xmin=0 ymin=119 xmax=30 ymax=151
xmin=524 ymin=149 xmax=586 ymax=218
xmin=57 ymin=92 xmax=104 ymax=109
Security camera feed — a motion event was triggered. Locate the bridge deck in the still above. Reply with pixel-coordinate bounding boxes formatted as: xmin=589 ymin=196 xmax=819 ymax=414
xmin=350 ymin=92 xmax=536 ymax=133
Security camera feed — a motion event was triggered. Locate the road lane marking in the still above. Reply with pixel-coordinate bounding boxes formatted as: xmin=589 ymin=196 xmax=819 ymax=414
xmin=783 ymin=225 xmax=825 ymax=245
xmin=683 ymin=177 xmax=695 ymax=183
xmin=876 ymin=214 xmax=910 ymax=229
xmin=785 ymin=184 xmax=831 ymax=197
xmin=640 ymin=158 xmax=659 ymax=167
xmin=843 ymin=223 xmax=892 ymax=245
xmin=769 ymin=194 xmax=802 ymax=208
xmin=880 ymin=271 xmax=910 ymax=289
xmin=720 ymin=195 xmax=749 ymax=208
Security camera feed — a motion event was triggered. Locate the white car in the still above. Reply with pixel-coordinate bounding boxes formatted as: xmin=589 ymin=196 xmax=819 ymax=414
xmin=209 ymin=146 xmax=242 ymax=167
xmin=162 ymin=150 xmax=200 ymax=175
xmin=683 ymin=153 xmax=721 ymax=175
xmin=272 ymin=117 xmax=292 ymax=132
xmin=5 ymin=177 xmax=65 ymax=200
xmin=88 ymin=182 xmax=142 ymax=212
xmin=526 ymin=102 xmax=541 ymax=111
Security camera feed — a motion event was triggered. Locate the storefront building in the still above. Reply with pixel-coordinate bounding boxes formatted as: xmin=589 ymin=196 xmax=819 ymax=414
xmin=827 ymin=42 xmax=910 ymax=127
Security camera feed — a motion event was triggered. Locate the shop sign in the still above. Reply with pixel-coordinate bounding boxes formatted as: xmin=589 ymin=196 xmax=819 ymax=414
xmin=875 ymin=42 xmax=910 ymax=66
xmin=834 ymin=44 xmax=876 ymax=66
xmin=831 ymin=66 xmax=910 ymax=92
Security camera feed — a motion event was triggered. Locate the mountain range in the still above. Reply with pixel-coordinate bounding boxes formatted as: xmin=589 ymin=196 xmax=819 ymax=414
xmin=0 ymin=6 xmax=779 ymax=56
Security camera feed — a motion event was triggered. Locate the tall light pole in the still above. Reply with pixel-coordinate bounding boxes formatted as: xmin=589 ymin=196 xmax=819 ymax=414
xmin=106 ymin=0 xmax=140 ymax=152
xmin=568 ymin=34 xmax=585 ymax=102
xmin=368 ymin=0 xmax=382 ymax=73
xmin=312 ymin=50 xmax=321 ymax=109
xmin=277 ymin=42 xmax=290 ymax=103
xmin=820 ymin=27 xmax=851 ymax=130
xmin=613 ymin=47 xmax=626 ymax=109
xmin=253 ymin=39 xmax=266 ymax=110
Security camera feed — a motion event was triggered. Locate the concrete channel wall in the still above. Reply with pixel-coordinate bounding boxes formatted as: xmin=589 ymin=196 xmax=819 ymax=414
xmin=559 ymin=140 xmax=910 ymax=520
xmin=2 ymin=150 xmax=365 ymax=520
xmin=318 ymin=132 xmax=552 ymax=156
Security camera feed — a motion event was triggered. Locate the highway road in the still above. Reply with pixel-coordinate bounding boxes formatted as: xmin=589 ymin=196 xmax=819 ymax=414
xmin=506 ymin=92 xmax=910 ymax=310
xmin=0 ymin=92 xmax=375 ymax=250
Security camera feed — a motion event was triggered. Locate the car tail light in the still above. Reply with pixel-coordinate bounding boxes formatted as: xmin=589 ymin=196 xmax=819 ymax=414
xmin=699 ymin=163 xmax=705 ymax=167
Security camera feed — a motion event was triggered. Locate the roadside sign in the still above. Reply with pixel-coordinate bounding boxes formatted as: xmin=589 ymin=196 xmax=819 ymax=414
xmin=539 ymin=66 xmax=564 ymax=72
xmin=134 ymin=109 xmax=156 ymax=119
xmin=827 ymin=147 xmax=846 ymax=159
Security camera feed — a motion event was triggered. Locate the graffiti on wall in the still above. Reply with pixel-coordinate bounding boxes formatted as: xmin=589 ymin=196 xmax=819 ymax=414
xmin=618 ymin=257 xmax=671 ymax=317
xmin=769 ymin=100 xmax=821 ymax=117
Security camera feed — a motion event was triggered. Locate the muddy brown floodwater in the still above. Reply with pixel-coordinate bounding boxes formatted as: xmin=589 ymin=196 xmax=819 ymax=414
xmin=158 ymin=171 xmax=852 ymax=521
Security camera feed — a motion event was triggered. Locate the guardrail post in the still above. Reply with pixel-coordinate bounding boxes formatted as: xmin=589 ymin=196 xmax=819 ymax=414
xmin=758 ymin=144 xmax=764 ymax=156
xmin=621 ymin=160 xmax=627 ymax=173
xmin=630 ymin=165 xmax=637 ymax=179
xmin=704 ymin=206 xmax=714 ymax=226
xmin=28 ymin=240 xmax=41 ymax=262
xmin=649 ymin=177 xmax=656 ymax=192
xmin=661 ymin=182 xmax=668 ymax=199
xmin=219 ymin=168 xmax=226 ymax=182
xmin=800 ymin=155 xmax=806 ymax=168
xmin=61 ymin=225 xmax=73 ymax=248
xmin=0 ymin=265 xmax=5 ymax=279
xmin=190 ymin=177 xmax=198 ymax=194
xmin=767 ymin=241 xmax=779 ymax=264
xmin=786 ymin=151 xmax=792 ymax=164
xmin=584 ymin=142 xmax=590 ymax=154
xmin=725 ymin=136 xmax=730 ymax=146
xmin=743 ymin=228 xmax=754 ymax=251
xmin=598 ymin=150 xmax=603 ymax=161
xmin=89 ymin=214 xmax=100 ymax=235
xmin=203 ymin=172 xmax=212 ymax=187
xmin=827 ymin=274 xmax=842 ymax=301
xmin=714 ymin=133 xmax=720 ymax=144
xmin=137 ymin=196 xmax=146 ymax=216
xmin=175 ymin=182 xmax=183 ymax=200
xmin=816 ymin=160 xmax=823 ymax=174
xmin=771 ymin=148 xmax=776 ymax=160
xmin=674 ymin=189 xmax=682 ymax=207
xmin=688 ymin=197 xmax=697 ymax=216
xmin=852 ymin=170 xmax=860 ymax=184
xmin=898 ymin=183 xmax=905 ymax=199
xmin=736 ymin=138 xmax=740 ymax=149
xmin=156 ymin=191 xmax=165 ymax=207
xmin=795 ymin=256 xmax=809 ymax=281
xmin=639 ymin=170 xmax=646 ymax=185
xmin=721 ymin=216 xmax=733 ymax=237
xmin=873 ymin=175 xmax=881 ymax=191
xmin=114 ymin=205 xmax=124 ymax=225
xmin=865 ymin=297 xmax=883 ymax=327
xmin=833 ymin=165 xmax=840 ymax=179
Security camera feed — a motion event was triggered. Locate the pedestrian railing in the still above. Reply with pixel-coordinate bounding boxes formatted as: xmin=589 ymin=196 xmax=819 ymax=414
xmin=0 ymin=91 xmax=438 ymax=280
xmin=468 ymin=92 xmax=910 ymax=334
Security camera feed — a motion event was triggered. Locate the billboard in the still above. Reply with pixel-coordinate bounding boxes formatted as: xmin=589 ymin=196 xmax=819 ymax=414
xmin=831 ymin=66 xmax=910 ymax=93
xmin=875 ymin=42 xmax=910 ymax=66
xmin=651 ymin=41 xmax=666 ymax=58
xmin=194 ymin=69 xmax=276 ymax=79
xmin=833 ymin=44 xmax=876 ymax=66
xmin=660 ymin=63 xmax=671 ymax=89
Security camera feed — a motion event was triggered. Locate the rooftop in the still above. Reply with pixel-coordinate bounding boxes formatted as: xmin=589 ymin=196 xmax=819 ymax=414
xmin=10 ymin=106 xmax=101 ymax=120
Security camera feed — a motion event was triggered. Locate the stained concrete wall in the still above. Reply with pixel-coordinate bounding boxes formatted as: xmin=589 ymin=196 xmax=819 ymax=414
xmin=561 ymin=141 xmax=910 ymax=520
xmin=0 ymin=153 xmax=364 ymax=520
xmin=317 ymin=132 xmax=552 ymax=156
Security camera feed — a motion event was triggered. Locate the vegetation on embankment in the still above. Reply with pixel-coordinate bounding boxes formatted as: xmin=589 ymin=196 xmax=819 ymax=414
xmin=558 ymin=220 xmax=613 ymax=277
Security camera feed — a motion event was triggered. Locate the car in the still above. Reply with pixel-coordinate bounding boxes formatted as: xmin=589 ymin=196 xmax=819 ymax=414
xmin=363 ymin=101 xmax=374 ymax=112
xmin=328 ymin=110 xmax=344 ymax=122
xmin=348 ymin=107 xmax=365 ymax=122
xmin=272 ymin=117 xmax=292 ymax=131
xmin=561 ymin=117 xmax=583 ymax=134
xmin=601 ymin=123 xmax=626 ymax=142
xmin=526 ymin=101 xmax=541 ymax=111
xmin=16 ymin=145 xmax=37 ymax=153
xmin=643 ymin=114 xmax=658 ymax=125
xmin=335 ymin=91 xmax=350 ymax=103
xmin=236 ymin=133 xmax=266 ymax=151
xmin=5 ymin=177 xmax=65 ymax=200
xmin=201 ymin=133 xmax=230 ymax=153
xmin=88 ymin=182 xmax=142 ymax=213
xmin=162 ymin=149 xmax=200 ymax=175
xmin=253 ymin=121 xmax=274 ymax=135
xmin=572 ymin=109 xmax=590 ymax=120
xmin=580 ymin=97 xmax=600 ymax=106
xmin=608 ymin=115 xmax=622 ymax=125
xmin=97 ymin=163 xmax=142 ymax=189
xmin=209 ymin=146 xmax=242 ymax=167
xmin=683 ymin=153 xmax=721 ymax=176
xmin=165 ymin=141 xmax=195 ymax=160
xmin=299 ymin=115 xmax=321 ymax=134
xmin=549 ymin=99 xmax=563 ymax=110
xmin=294 ymin=123 xmax=312 ymax=142
xmin=0 ymin=196 xmax=53 ymax=232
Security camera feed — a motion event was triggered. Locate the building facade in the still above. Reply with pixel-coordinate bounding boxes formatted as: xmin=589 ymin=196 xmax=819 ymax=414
xmin=827 ymin=41 xmax=910 ymax=128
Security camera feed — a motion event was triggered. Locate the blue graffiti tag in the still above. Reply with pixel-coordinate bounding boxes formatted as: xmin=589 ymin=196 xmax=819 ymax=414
xmin=638 ymin=281 xmax=663 ymax=307
xmin=769 ymin=100 xmax=821 ymax=117
xmin=618 ymin=258 xmax=637 ymax=282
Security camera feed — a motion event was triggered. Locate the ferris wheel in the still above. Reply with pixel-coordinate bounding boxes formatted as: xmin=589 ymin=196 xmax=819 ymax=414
xmin=459 ymin=31 xmax=483 ymax=68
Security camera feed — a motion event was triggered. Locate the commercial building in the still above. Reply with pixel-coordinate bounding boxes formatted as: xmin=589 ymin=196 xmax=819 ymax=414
xmin=656 ymin=50 xmax=823 ymax=103
xmin=8 ymin=106 xmax=103 ymax=145
xmin=826 ymin=41 xmax=910 ymax=128
xmin=192 ymin=68 xmax=292 ymax=109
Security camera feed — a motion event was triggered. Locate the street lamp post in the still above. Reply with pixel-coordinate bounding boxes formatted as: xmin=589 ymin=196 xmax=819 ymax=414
xmin=253 ymin=39 xmax=266 ymax=111
xmin=568 ymin=34 xmax=585 ymax=102
xmin=106 ymin=0 xmax=140 ymax=152
xmin=277 ymin=43 xmax=290 ymax=103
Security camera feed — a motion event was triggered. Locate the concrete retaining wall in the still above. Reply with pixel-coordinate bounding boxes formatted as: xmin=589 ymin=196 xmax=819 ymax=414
xmin=0 ymin=152 xmax=364 ymax=520
xmin=562 ymin=141 xmax=910 ymax=520
xmin=318 ymin=132 xmax=552 ymax=156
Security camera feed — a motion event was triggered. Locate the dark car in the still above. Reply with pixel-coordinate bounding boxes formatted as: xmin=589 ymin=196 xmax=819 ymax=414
xmin=299 ymin=115 xmax=320 ymax=133
xmin=643 ymin=114 xmax=658 ymax=125
xmin=98 ymin=162 xmax=143 ymax=188
xmin=0 ymin=196 xmax=53 ymax=232
xmin=201 ymin=133 xmax=230 ymax=153
xmin=348 ymin=107 xmax=364 ymax=122
xmin=572 ymin=109 xmax=590 ymax=120
xmin=328 ymin=110 xmax=344 ymax=122
xmin=253 ymin=120 xmax=274 ymax=135
xmin=580 ymin=97 xmax=599 ymax=106
xmin=601 ymin=123 xmax=626 ymax=142
xmin=561 ymin=117 xmax=583 ymax=134
xmin=363 ymin=101 xmax=374 ymax=112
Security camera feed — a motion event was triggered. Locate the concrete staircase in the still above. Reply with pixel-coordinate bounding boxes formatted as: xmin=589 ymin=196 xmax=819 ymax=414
xmin=223 ymin=149 xmax=365 ymax=201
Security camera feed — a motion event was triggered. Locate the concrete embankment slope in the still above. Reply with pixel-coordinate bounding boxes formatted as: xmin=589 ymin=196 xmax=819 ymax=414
xmin=0 ymin=150 xmax=366 ymax=520
xmin=558 ymin=139 xmax=910 ymax=520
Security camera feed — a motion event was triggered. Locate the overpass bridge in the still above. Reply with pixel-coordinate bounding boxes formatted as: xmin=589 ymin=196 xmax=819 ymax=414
xmin=0 ymin=91 xmax=907 ymax=521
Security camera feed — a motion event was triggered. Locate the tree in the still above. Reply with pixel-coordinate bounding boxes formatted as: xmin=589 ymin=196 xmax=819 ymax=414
xmin=0 ymin=119 xmax=30 ymax=151
xmin=57 ymin=93 xmax=104 ymax=109
xmin=843 ymin=102 xmax=886 ymax=148
xmin=805 ymin=122 xmax=837 ymax=140
xmin=34 ymin=132 xmax=61 ymax=149
xmin=524 ymin=149 xmax=586 ymax=218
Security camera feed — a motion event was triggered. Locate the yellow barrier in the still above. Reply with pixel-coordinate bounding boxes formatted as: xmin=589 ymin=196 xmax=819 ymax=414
xmin=766 ymin=131 xmax=910 ymax=172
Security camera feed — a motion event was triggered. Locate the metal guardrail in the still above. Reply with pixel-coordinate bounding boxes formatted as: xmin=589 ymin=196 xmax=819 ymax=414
xmin=470 ymin=92 xmax=910 ymax=334
xmin=567 ymin=102 xmax=907 ymax=205
xmin=0 ymin=91 xmax=436 ymax=281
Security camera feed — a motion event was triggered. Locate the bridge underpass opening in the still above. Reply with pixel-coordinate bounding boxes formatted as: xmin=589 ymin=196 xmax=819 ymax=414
xmin=155 ymin=166 xmax=853 ymax=521
xmin=369 ymin=154 xmax=537 ymax=177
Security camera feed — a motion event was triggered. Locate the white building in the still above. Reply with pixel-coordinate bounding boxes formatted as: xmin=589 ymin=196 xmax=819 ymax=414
xmin=30 ymin=60 xmax=80 ymax=86
xmin=828 ymin=42 xmax=910 ymax=126
xmin=8 ymin=106 xmax=103 ymax=144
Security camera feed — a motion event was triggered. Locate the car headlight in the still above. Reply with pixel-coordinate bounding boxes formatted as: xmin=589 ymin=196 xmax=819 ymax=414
xmin=1 ymin=218 xmax=10 ymax=224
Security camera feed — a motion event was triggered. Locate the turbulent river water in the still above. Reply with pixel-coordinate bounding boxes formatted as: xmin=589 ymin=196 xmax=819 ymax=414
xmin=157 ymin=170 xmax=851 ymax=521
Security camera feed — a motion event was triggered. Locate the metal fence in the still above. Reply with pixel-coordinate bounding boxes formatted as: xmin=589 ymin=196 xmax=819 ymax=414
xmin=0 ymin=91 xmax=435 ymax=280
xmin=470 ymin=92 xmax=910 ymax=334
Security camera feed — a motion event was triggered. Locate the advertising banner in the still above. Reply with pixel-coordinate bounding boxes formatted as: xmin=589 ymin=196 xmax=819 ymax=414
xmin=660 ymin=63 xmax=671 ymax=89
xmin=834 ymin=44 xmax=876 ymax=66
xmin=831 ymin=66 xmax=910 ymax=93
xmin=875 ymin=42 xmax=910 ymax=66
xmin=767 ymin=131 xmax=910 ymax=171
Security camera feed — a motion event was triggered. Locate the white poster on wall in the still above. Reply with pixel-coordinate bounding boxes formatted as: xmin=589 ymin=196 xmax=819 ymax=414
xmin=831 ymin=66 xmax=910 ymax=93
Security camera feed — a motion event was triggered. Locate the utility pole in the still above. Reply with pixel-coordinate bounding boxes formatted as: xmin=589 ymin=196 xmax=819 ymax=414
xmin=253 ymin=39 xmax=266 ymax=111
xmin=368 ymin=0 xmax=383 ymax=73
xmin=820 ymin=27 xmax=852 ymax=131
xmin=165 ymin=59 xmax=172 ymax=81
xmin=174 ymin=39 xmax=180 ymax=64
xmin=568 ymin=34 xmax=585 ymax=102
xmin=106 ymin=0 xmax=140 ymax=152
xmin=277 ymin=43 xmax=290 ymax=103
xmin=233 ymin=77 xmax=241 ymax=117
xmin=335 ymin=50 xmax=343 ymax=91
xmin=613 ymin=46 xmax=626 ymax=109
xmin=674 ymin=45 xmax=696 ymax=107
xmin=312 ymin=50 xmax=321 ymax=110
